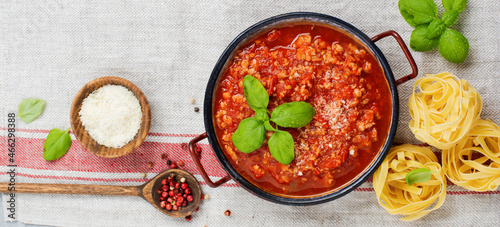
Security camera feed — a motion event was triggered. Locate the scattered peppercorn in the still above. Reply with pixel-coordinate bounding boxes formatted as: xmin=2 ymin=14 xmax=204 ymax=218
xmin=178 ymin=160 xmax=185 ymax=167
xmin=189 ymin=98 xmax=195 ymax=104
xmin=148 ymin=162 xmax=154 ymax=169
xmin=204 ymin=194 xmax=210 ymax=200
xmin=224 ymin=210 xmax=231 ymax=216
xmin=194 ymin=107 xmax=200 ymax=112
xmin=140 ymin=172 xmax=146 ymax=178
xmin=161 ymin=154 xmax=167 ymax=159
xmin=170 ymin=162 xmax=178 ymax=169
xmin=166 ymin=160 xmax=172 ymax=165
xmin=185 ymin=215 xmax=192 ymax=222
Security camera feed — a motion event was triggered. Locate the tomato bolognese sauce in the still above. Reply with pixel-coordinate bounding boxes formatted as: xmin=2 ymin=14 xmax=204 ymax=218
xmin=213 ymin=24 xmax=391 ymax=196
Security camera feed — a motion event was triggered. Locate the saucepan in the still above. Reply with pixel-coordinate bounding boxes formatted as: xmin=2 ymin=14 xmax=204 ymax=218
xmin=189 ymin=12 xmax=417 ymax=205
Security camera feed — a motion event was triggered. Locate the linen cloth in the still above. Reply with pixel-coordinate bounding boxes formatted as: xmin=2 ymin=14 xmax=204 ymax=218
xmin=1 ymin=0 xmax=499 ymax=226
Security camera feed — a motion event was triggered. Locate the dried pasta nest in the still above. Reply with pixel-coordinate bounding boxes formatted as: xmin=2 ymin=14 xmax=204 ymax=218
xmin=373 ymin=144 xmax=446 ymax=221
xmin=409 ymin=72 xmax=482 ymax=149
xmin=442 ymin=119 xmax=500 ymax=191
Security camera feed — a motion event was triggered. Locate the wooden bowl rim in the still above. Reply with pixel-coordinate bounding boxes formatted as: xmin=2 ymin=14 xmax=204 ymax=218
xmin=70 ymin=76 xmax=151 ymax=158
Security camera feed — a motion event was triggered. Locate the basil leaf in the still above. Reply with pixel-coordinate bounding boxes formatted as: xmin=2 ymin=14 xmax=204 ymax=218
xmin=442 ymin=0 xmax=467 ymax=12
xmin=243 ymin=75 xmax=269 ymax=111
xmin=271 ymin=101 xmax=315 ymax=128
xmin=438 ymin=28 xmax=469 ymax=63
xmin=232 ymin=117 xmax=266 ymax=153
xmin=410 ymin=25 xmax=439 ymax=52
xmin=43 ymin=128 xmax=72 ymax=161
xmin=442 ymin=10 xmax=460 ymax=27
xmin=398 ymin=0 xmax=438 ymax=27
xmin=268 ymin=130 xmax=295 ymax=165
xmin=18 ymin=98 xmax=45 ymax=123
xmin=425 ymin=19 xmax=446 ymax=39
xmin=255 ymin=109 xmax=269 ymax=123
xmin=405 ymin=168 xmax=433 ymax=186
xmin=264 ymin=121 xmax=278 ymax=131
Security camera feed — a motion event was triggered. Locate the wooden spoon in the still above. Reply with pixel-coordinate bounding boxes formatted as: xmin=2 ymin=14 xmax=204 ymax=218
xmin=0 ymin=169 xmax=200 ymax=217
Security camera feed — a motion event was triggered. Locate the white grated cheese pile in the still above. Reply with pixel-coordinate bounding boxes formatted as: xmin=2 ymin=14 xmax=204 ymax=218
xmin=79 ymin=84 xmax=143 ymax=148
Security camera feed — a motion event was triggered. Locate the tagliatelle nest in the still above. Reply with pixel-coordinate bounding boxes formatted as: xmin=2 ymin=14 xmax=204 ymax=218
xmin=442 ymin=119 xmax=500 ymax=191
xmin=408 ymin=72 xmax=482 ymax=149
xmin=373 ymin=144 xmax=446 ymax=221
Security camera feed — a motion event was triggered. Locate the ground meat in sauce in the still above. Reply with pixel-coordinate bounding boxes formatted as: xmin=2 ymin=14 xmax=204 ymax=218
xmin=214 ymin=24 xmax=391 ymax=196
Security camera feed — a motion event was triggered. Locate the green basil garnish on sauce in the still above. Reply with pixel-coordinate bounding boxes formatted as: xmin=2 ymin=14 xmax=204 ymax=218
xmin=268 ymin=130 xmax=295 ymax=165
xmin=232 ymin=117 xmax=266 ymax=153
xmin=231 ymin=75 xmax=315 ymax=164
xmin=271 ymin=101 xmax=315 ymax=128
xmin=243 ymin=75 xmax=269 ymax=111
xmin=405 ymin=168 xmax=433 ymax=186
xmin=43 ymin=127 xmax=72 ymax=161
xmin=264 ymin=121 xmax=278 ymax=132
xmin=255 ymin=108 xmax=270 ymax=123
xmin=18 ymin=98 xmax=45 ymax=123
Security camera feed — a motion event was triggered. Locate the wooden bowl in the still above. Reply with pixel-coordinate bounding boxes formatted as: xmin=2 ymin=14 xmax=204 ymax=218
xmin=149 ymin=169 xmax=202 ymax=217
xmin=70 ymin=77 xmax=151 ymax=158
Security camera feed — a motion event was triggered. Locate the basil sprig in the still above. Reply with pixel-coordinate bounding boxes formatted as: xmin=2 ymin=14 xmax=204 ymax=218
xmin=268 ymin=130 xmax=295 ymax=165
xmin=405 ymin=168 xmax=433 ymax=186
xmin=43 ymin=127 xmax=72 ymax=161
xmin=231 ymin=75 xmax=315 ymax=165
xmin=18 ymin=98 xmax=45 ymax=123
xmin=271 ymin=101 xmax=315 ymax=128
xmin=399 ymin=0 xmax=469 ymax=63
xmin=232 ymin=118 xmax=266 ymax=153
xmin=243 ymin=75 xmax=269 ymax=110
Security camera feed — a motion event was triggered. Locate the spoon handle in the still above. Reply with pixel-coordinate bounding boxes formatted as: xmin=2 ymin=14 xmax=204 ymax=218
xmin=0 ymin=183 xmax=141 ymax=197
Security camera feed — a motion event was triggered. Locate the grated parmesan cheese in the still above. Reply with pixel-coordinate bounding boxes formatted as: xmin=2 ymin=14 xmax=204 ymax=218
xmin=79 ymin=85 xmax=142 ymax=148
